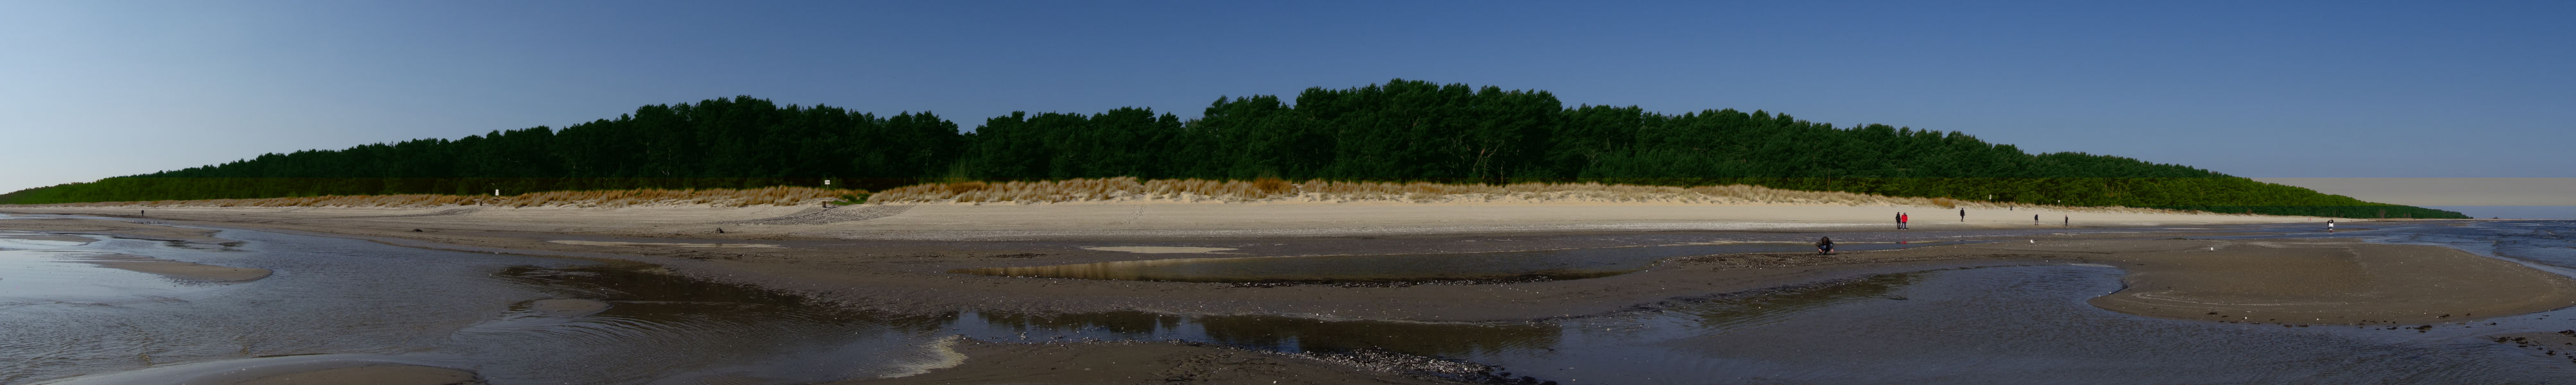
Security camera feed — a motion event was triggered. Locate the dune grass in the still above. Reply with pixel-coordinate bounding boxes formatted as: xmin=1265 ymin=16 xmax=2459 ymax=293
xmin=15 ymin=178 xmax=2206 ymax=216
xmin=865 ymin=177 xmax=2192 ymax=214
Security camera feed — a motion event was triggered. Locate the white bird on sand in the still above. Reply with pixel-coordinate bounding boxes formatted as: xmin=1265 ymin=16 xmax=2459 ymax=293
xmin=2029 ymin=240 xmax=2036 ymax=244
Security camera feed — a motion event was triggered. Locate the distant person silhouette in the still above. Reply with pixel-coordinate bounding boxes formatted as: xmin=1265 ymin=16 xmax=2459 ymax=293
xmin=1959 ymin=209 xmax=1965 ymax=222
xmin=1817 ymin=237 xmax=1835 ymax=255
xmin=2034 ymin=214 xmax=2041 ymax=225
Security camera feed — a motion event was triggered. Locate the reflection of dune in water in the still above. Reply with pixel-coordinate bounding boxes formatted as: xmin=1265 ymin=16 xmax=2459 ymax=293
xmin=961 ymin=242 xmax=1954 ymax=284
xmin=951 ymin=253 xmax=1625 ymax=283
xmin=1081 ymin=246 xmax=1238 ymax=253
xmin=968 ymin=310 xmax=1559 ymax=357
xmin=548 ymin=240 xmax=780 ymax=248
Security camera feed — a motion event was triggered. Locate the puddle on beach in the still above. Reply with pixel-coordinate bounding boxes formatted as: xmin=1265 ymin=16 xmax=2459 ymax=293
xmin=954 ymin=241 xmax=1956 ymax=283
xmin=13 ymin=217 xmax=2576 ymax=384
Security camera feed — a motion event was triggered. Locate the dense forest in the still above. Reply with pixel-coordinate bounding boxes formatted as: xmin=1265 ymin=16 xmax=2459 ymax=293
xmin=0 ymin=80 xmax=2464 ymax=219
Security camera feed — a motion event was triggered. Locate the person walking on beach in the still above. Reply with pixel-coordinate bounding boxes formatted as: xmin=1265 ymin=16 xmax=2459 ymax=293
xmin=2328 ymin=219 xmax=2335 ymax=230
xmin=1959 ymin=209 xmax=1965 ymax=222
xmin=2034 ymin=214 xmax=2041 ymax=225
xmin=2063 ymin=216 xmax=2069 ymax=227
xmin=1817 ymin=236 xmax=1835 ymax=255
xmin=1900 ymin=212 xmax=1910 ymax=230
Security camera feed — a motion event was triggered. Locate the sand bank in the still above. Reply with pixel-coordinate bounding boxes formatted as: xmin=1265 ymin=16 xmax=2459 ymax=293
xmin=547 ymin=240 xmax=780 ymax=248
xmin=0 ymin=218 xmax=232 ymax=244
xmin=2088 ymin=239 xmax=2576 ymax=325
xmin=69 ymin=253 xmax=271 ymax=282
xmin=0 ymin=232 xmax=100 ymax=244
xmin=840 ymin=339 xmax=1472 ymax=385
xmin=0 ymin=219 xmax=265 ymax=282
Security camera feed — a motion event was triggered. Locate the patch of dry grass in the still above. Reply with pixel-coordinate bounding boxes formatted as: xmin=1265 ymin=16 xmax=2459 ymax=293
xmin=24 ymin=187 xmax=863 ymax=209
xmin=19 ymin=178 xmax=2202 ymax=216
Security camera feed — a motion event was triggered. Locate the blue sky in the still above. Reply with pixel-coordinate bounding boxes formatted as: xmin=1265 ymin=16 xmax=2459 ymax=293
xmin=5 ymin=1 xmax=2570 ymax=207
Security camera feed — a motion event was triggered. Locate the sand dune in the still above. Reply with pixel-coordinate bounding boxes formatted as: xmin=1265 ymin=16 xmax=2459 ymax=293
xmin=4 ymin=199 xmax=2328 ymax=241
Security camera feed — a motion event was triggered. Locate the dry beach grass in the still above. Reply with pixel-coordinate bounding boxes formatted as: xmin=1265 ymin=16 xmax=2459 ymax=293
xmin=15 ymin=178 xmax=2197 ymax=216
xmin=872 ymin=177 xmax=2176 ymax=214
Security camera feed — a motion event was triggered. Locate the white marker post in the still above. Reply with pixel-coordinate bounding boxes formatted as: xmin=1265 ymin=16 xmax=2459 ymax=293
xmin=494 ymin=189 xmax=500 ymax=196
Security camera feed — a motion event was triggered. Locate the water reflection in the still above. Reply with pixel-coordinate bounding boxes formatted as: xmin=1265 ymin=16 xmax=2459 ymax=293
xmin=954 ymin=242 xmax=1944 ymax=283
xmin=976 ymin=311 xmax=1186 ymax=338
xmin=1198 ymin=316 xmax=1558 ymax=357
xmin=1661 ymin=273 xmax=1919 ymax=330
xmin=9 ymin=228 xmax=965 ymax=385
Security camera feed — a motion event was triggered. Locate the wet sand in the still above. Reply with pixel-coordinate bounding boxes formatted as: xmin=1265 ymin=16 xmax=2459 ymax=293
xmin=2090 ymin=239 xmax=2576 ymax=325
xmin=228 ymin=364 xmax=484 ymax=385
xmin=47 ymin=356 xmax=485 ymax=385
xmin=0 ymin=218 xmax=268 ymax=282
xmin=74 ymin=253 xmax=272 ymax=282
xmin=0 ymin=232 xmax=101 ymax=243
xmin=0 ymin=217 xmax=232 ymax=244
xmin=6 ymin=206 xmax=2572 ymax=383
xmin=841 ymin=339 xmax=1472 ymax=385
xmin=522 ymin=298 xmax=612 ymax=317
xmin=2491 ymin=330 xmax=2576 ymax=365
xmin=3 ymin=207 xmax=2554 ymax=325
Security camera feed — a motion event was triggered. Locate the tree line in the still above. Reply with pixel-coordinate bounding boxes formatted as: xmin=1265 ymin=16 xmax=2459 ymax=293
xmin=0 ymin=79 xmax=2465 ymax=219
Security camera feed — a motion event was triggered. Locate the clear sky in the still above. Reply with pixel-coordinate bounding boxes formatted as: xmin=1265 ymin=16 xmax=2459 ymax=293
xmin=5 ymin=1 xmax=2570 ymax=211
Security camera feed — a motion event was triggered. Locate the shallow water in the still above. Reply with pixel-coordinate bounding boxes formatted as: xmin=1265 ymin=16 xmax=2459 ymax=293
xmin=948 ymin=265 xmax=2576 ymax=384
xmin=951 ymin=241 xmax=1958 ymax=283
xmin=11 ymin=216 xmax=2576 ymax=384
xmin=3 ymin=222 xmax=964 ymax=384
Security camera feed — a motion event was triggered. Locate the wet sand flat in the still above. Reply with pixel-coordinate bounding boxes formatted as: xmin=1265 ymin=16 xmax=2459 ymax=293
xmin=2090 ymin=239 xmax=2576 ymax=325
xmin=5 ymin=207 xmax=2548 ymax=325
xmin=841 ymin=339 xmax=1466 ymax=385
xmin=547 ymin=239 xmax=780 ymax=248
xmin=229 ymin=364 xmax=483 ymax=385
xmin=0 ymin=232 xmax=102 ymax=243
xmin=6 ymin=206 xmax=2573 ymax=383
xmin=76 ymin=254 xmax=271 ymax=282
xmin=0 ymin=218 xmax=232 ymax=244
